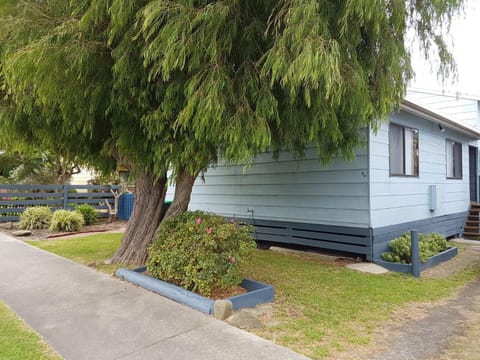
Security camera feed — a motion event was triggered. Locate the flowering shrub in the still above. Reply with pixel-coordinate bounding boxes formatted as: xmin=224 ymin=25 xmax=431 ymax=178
xmin=381 ymin=232 xmax=448 ymax=263
xmin=147 ymin=211 xmax=256 ymax=297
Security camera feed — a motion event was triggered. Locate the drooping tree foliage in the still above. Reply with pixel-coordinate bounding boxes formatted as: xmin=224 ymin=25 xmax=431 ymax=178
xmin=0 ymin=0 xmax=464 ymax=264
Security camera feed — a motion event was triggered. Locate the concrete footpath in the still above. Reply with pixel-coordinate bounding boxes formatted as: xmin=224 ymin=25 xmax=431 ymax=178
xmin=0 ymin=233 xmax=308 ymax=360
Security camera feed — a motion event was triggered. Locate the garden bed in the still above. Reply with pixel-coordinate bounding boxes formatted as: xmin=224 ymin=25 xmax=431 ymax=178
xmin=375 ymin=246 xmax=458 ymax=275
xmin=0 ymin=219 xmax=127 ymax=241
xmin=115 ymin=267 xmax=274 ymax=316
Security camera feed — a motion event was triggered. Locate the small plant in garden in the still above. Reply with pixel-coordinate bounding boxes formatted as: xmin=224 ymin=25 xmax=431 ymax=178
xmin=76 ymin=204 xmax=98 ymax=225
xmin=147 ymin=211 xmax=256 ymax=297
xmin=50 ymin=210 xmax=85 ymax=232
xmin=18 ymin=206 xmax=52 ymax=230
xmin=382 ymin=232 xmax=448 ymax=263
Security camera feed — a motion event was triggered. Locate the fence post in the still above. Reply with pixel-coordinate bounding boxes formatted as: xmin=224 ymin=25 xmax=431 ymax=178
xmin=63 ymin=185 xmax=68 ymax=210
xmin=411 ymin=230 xmax=420 ymax=278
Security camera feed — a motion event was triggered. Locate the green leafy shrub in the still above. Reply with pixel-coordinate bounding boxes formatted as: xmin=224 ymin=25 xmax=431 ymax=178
xmin=381 ymin=233 xmax=448 ymax=263
xmin=50 ymin=210 xmax=85 ymax=232
xmin=18 ymin=206 xmax=52 ymax=230
xmin=148 ymin=211 xmax=256 ymax=297
xmin=76 ymin=204 xmax=98 ymax=225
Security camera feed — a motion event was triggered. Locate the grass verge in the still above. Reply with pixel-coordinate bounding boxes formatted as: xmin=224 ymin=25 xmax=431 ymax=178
xmin=27 ymin=235 xmax=480 ymax=359
xmin=0 ymin=302 xmax=61 ymax=360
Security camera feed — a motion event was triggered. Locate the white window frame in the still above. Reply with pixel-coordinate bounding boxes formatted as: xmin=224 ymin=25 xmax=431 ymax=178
xmin=389 ymin=123 xmax=419 ymax=177
xmin=446 ymin=139 xmax=462 ymax=180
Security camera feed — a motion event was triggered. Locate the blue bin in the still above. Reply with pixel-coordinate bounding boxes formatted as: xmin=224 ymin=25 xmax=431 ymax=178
xmin=118 ymin=193 xmax=135 ymax=220
xmin=118 ymin=194 xmax=173 ymax=221
xmin=161 ymin=200 xmax=173 ymax=217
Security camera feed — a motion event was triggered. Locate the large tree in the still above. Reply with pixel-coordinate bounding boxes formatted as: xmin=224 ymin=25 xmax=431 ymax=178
xmin=0 ymin=0 xmax=464 ymax=264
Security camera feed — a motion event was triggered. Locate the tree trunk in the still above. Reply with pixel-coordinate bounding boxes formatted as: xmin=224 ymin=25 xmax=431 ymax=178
xmin=162 ymin=169 xmax=198 ymax=222
xmin=110 ymin=171 xmax=167 ymax=265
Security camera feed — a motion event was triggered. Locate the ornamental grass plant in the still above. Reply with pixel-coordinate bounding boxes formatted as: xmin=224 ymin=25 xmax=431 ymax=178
xmin=49 ymin=210 xmax=85 ymax=232
xmin=18 ymin=206 xmax=52 ymax=230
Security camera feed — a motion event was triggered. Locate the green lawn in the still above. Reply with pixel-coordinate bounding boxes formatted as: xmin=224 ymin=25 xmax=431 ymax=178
xmin=242 ymin=251 xmax=480 ymax=358
xmin=29 ymin=234 xmax=124 ymax=274
xmin=0 ymin=302 xmax=61 ymax=360
xmin=28 ymin=235 xmax=480 ymax=359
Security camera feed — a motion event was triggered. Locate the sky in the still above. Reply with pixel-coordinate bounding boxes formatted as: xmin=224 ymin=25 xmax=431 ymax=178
xmin=410 ymin=1 xmax=480 ymax=97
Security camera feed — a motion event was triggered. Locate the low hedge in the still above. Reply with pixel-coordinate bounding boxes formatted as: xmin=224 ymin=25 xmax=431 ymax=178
xmin=147 ymin=211 xmax=256 ymax=297
xmin=381 ymin=232 xmax=448 ymax=264
xmin=76 ymin=204 xmax=98 ymax=225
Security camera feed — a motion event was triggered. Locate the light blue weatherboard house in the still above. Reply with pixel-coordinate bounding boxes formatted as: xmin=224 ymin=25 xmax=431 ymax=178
xmin=169 ymin=95 xmax=480 ymax=261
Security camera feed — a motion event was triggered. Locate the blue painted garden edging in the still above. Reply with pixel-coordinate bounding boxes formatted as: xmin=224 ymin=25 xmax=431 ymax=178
xmin=374 ymin=246 xmax=458 ymax=275
xmin=115 ymin=267 xmax=274 ymax=315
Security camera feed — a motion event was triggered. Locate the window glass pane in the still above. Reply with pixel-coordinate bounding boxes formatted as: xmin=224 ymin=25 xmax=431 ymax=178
xmin=413 ymin=132 xmax=419 ymax=176
xmin=389 ymin=124 xmax=418 ymax=176
xmin=446 ymin=141 xmax=454 ymax=178
xmin=446 ymin=140 xmax=462 ymax=179
xmin=389 ymin=124 xmax=404 ymax=175
xmin=404 ymin=129 xmax=414 ymax=175
xmin=454 ymin=142 xmax=462 ymax=178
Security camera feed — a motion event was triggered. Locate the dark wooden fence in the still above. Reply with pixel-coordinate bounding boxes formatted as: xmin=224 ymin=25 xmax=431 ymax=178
xmin=0 ymin=184 xmax=120 ymax=222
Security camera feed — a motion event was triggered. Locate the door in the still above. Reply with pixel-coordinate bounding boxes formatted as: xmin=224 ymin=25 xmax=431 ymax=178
xmin=469 ymin=146 xmax=478 ymax=202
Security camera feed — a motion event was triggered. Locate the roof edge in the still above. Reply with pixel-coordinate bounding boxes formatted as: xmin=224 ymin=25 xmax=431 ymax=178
xmin=408 ymin=87 xmax=480 ymax=102
xmin=400 ymin=99 xmax=480 ymax=139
